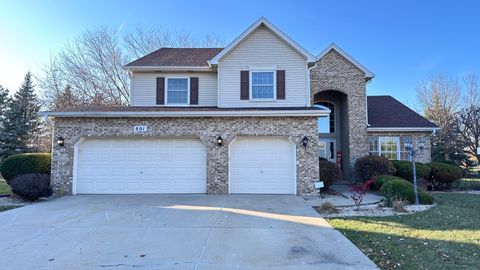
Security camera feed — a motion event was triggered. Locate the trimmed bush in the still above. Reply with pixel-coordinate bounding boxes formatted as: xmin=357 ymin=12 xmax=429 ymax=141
xmin=380 ymin=179 xmax=434 ymax=205
xmin=319 ymin=160 xmax=342 ymax=189
xmin=10 ymin=173 xmax=52 ymax=201
xmin=0 ymin=153 xmax=51 ymax=185
xmin=426 ymin=162 xmax=462 ymax=190
xmin=374 ymin=175 xmax=405 ymax=190
xmin=392 ymin=160 xmax=431 ymax=182
xmin=353 ymin=155 xmax=396 ymax=182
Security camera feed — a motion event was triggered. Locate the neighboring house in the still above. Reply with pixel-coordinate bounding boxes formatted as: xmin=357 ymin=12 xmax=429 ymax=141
xmin=40 ymin=17 xmax=437 ymax=195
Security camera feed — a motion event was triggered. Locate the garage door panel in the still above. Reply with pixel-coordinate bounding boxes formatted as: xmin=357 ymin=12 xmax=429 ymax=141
xmin=76 ymin=138 xmax=206 ymax=194
xmin=230 ymin=137 xmax=295 ymax=194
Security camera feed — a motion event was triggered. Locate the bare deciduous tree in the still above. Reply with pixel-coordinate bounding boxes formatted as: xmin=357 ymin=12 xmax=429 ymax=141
xmin=457 ymin=105 xmax=480 ymax=163
xmin=417 ymin=73 xmax=464 ymax=163
xmin=124 ymin=27 xmax=224 ymax=59
xmin=38 ymin=25 xmax=224 ymax=109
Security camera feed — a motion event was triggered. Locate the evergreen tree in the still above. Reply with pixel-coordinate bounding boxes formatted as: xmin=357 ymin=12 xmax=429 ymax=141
xmin=0 ymin=85 xmax=9 ymax=122
xmin=0 ymin=72 xmax=41 ymax=159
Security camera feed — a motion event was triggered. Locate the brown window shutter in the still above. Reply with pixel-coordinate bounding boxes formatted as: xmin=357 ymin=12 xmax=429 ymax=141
xmin=156 ymin=77 xmax=165 ymax=105
xmin=276 ymin=70 xmax=285 ymax=99
xmin=240 ymin=71 xmax=249 ymax=100
xmin=190 ymin=77 xmax=199 ymax=105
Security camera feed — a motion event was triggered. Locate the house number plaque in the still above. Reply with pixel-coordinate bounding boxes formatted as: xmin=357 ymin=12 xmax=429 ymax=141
xmin=133 ymin=125 xmax=148 ymax=133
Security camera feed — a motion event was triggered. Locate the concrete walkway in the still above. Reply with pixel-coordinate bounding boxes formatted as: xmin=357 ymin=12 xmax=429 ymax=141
xmin=0 ymin=195 xmax=377 ymax=270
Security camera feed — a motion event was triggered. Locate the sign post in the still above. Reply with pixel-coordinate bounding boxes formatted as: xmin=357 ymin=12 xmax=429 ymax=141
xmin=314 ymin=181 xmax=325 ymax=198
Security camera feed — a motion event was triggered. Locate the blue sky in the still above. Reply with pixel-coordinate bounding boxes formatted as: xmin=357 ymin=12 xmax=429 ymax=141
xmin=0 ymin=0 xmax=479 ymax=108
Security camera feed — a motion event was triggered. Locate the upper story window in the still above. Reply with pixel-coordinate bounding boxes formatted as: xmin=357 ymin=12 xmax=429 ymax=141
xmin=167 ymin=78 xmax=189 ymax=105
xmin=251 ymin=71 xmax=275 ymax=100
xmin=317 ymin=101 xmax=335 ymax=133
xmin=369 ymin=136 xmax=411 ymax=160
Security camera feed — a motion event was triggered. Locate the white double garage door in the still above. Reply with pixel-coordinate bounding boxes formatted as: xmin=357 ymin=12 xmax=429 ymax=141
xmin=75 ymin=137 xmax=296 ymax=194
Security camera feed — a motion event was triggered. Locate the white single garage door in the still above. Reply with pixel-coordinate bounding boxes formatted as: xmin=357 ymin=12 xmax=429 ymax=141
xmin=75 ymin=138 xmax=207 ymax=194
xmin=229 ymin=137 xmax=296 ymax=194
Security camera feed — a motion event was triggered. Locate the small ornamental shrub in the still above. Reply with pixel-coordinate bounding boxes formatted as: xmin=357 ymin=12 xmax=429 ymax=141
xmin=319 ymin=160 xmax=342 ymax=189
xmin=10 ymin=173 xmax=52 ymax=201
xmin=380 ymin=179 xmax=434 ymax=205
xmin=374 ymin=175 xmax=405 ymax=190
xmin=354 ymin=155 xmax=396 ymax=182
xmin=316 ymin=202 xmax=339 ymax=214
xmin=392 ymin=160 xmax=431 ymax=182
xmin=350 ymin=178 xmax=375 ymax=210
xmin=0 ymin=153 xmax=51 ymax=184
xmin=426 ymin=162 xmax=463 ymax=190
xmin=392 ymin=196 xmax=408 ymax=212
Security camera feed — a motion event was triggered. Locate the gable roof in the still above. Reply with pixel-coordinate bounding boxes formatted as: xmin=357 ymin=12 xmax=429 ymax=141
xmin=125 ymin=48 xmax=223 ymax=68
xmin=209 ymin=17 xmax=316 ymax=65
xmin=367 ymin=96 xmax=437 ymax=131
xmin=317 ymin=43 xmax=375 ymax=80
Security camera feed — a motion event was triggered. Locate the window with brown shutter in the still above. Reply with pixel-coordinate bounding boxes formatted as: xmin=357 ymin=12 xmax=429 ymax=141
xmin=156 ymin=77 xmax=165 ymax=105
xmin=190 ymin=77 xmax=199 ymax=105
xmin=240 ymin=71 xmax=249 ymax=100
xmin=276 ymin=70 xmax=285 ymax=99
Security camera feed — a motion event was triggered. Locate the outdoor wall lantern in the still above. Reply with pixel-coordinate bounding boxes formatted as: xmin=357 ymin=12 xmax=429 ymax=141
xmin=302 ymin=136 xmax=309 ymax=150
xmin=56 ymin=136 xmax=65 ymax=147
xmin=216 ymin=136 xmax=223 ymax=146
xmin=405 ymin=138 xmax=425 ymax=205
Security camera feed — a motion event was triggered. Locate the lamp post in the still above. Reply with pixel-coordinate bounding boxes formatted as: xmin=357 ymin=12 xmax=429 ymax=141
xmin=404 ymin=138 xmax=425 ymax=205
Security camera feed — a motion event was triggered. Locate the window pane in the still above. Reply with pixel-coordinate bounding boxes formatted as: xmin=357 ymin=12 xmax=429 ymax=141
xmin=251 ymin=72 xmax=274 ymax=99
xmin=252 ymin=86 xmax=274 ymax=99
xmin=316 ymin=101 xmax=335 ymax=133
xmin=379 ymin=137 xmax=399 ymax=160
xmin=319 ymin=141 xmax=327 ymax=158
xmin=167 ymin=78 xmax=188 ymax=104
xmin=318 ymin=116 xmax=329 ymax=133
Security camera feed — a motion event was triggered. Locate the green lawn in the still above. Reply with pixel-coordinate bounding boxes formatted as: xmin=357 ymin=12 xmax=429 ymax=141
xmin=328 ymin=193 xmax=480 ymax=270
xmin=0 ymin=178 xmax=11 ymax=195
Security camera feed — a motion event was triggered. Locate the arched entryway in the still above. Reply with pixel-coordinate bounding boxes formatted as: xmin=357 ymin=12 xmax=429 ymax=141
xmin=314 ymin=90 xmax=350 ymax=178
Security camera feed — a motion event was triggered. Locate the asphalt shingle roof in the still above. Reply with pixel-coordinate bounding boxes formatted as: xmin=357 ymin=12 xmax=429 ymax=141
xmin=125 ymin=48 xmax=224 ymax=67
xmin=367 ymin=96 xmax=437 ymax=128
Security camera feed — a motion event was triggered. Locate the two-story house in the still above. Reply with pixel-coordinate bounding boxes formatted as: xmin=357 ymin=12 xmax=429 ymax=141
xmin=42 ymin=17 xmax=437 ymax=195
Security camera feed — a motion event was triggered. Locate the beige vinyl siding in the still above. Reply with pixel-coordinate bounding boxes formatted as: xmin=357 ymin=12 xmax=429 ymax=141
xmin=130 ymin=72 xmax=217 ymax=106
xmin=218 ymin=25 xmax=308 ymax=108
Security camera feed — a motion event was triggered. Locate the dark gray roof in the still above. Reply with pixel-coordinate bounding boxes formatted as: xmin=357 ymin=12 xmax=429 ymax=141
xmin=367 ymin=96 xmax=437 ymax=128
xmin=125 ymin=48 xmax=224 ymax=67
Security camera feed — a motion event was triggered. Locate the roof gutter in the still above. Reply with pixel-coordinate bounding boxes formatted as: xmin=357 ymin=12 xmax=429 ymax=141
xmin=123 ymin=66 xmax=215 ymax=72
xmin=39 ymin=109 xmax=330 ymax=118
xmin=367 ymin=127 xmax=439 ymax=132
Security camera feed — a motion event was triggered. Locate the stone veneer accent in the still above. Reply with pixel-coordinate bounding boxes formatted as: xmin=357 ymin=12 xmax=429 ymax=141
xmin=310 ymin=49 xmax=369 ymax=175
xmin=367 ymin=131 xmax=432 ymax=163
xmin=51 ymin=116 xmax=319 ymax=195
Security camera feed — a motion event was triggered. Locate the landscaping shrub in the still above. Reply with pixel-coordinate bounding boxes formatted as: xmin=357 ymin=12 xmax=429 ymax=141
xmin=0 ymin=153 xmax=51 ymax=184
xmin=392 ymin=160 xmax=431 ymax=182
xmin=10 ymin=173 xmax=52 ymax=201
xmin=374 ymin=175 xmax=405 ymax=190
xmin=353 ymin=155 xmax=396 ymax=182
xmin=380 ymin=179 xmax=434 ymax=205
xmin=316 ymin=201 xmax=339 ymax=214
xmin=319 ymin=160 xmax=342 ymax=189
xmin=426 ymin=162 xmax=463 ymax=190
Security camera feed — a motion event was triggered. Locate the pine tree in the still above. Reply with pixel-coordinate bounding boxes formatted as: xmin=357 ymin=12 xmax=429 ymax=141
xmin=0 ymin=72 xmax=41 ymax=159
xmin=0 ymin=85 xmax=9 ymax=122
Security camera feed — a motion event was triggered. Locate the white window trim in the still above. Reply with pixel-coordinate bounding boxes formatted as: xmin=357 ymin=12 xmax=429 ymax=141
xmin=377 ymin=136 xmax=401 ymax=160
xmin=165 ymin=77 xmax=190 ymax=106
xmin=249 ymin=69 xmax=276 ymax=101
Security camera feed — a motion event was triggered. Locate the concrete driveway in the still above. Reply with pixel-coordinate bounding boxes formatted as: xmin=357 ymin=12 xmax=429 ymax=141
xmin=0 ymin=195 xmax=377 ymax=270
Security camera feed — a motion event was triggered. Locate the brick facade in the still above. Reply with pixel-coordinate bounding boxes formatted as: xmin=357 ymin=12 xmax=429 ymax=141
xmin=367 ymin=131 xmax=432 ymax=163
xmin=310 ymin=49 xmax=369 ymax=175
xmin=51 ymin=116 xmax=319 ymax=195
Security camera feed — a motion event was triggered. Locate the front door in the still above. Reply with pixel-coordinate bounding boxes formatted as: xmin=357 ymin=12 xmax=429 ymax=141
xmin=319 ymin=138 xmax=336 ymax=163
